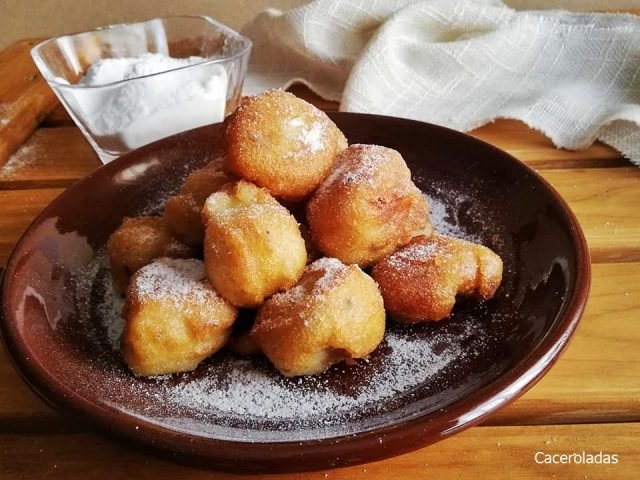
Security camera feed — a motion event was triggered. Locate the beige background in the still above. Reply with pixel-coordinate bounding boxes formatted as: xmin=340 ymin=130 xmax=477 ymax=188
xmin=0 ymin=0 xmax=307 ymax=49
xmin=2 ymin=0 xmax=640 ymax=49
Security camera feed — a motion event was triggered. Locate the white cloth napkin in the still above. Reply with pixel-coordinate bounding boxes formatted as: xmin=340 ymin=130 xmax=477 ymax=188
xmin=242 ymin=0 xmax=640 ymax=165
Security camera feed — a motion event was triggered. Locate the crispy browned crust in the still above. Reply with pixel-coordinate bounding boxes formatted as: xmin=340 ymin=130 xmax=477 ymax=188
xmin=106 ymin=216 xmax=195 ymax=294
xmin=224 ymin=89 xmax=347 ymax=201
xmin=251 ymin=258 xmax=386 ymax=377
xmin=163 ymin=157 xmax=234 ymax=245
xmin=307 ymin=144 xmax=432 ymax=267
xmin=202 ymin=180 xmax=307 ymax=308
xmin=372 ymin=235 xmax=503 ymax=323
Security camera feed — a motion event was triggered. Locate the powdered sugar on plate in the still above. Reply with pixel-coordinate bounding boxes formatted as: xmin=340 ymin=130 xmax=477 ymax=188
xmin=91 ymin=253 xmax=480 ymax=436
xmin=423 ymin=188 xmax=482 ymax=243
xmin=65 ymin=169 xmax=507 ymax=442
xmin=164 ymin=327 xmax=463 ymax=421
xmin=86 ymin=182 xmax=491 ymax=433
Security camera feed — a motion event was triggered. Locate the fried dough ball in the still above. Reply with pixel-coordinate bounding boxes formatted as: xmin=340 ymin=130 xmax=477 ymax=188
xmin=202 ymin=180 xmax=307 ymax=307
xmin=251 ymin=258 xmax=385 ymax=377
xmin=307 ymin=144 xmax=432 ymax=267
xmin=372 ymin=235 xmax=503 ymax=323
xmin=163 ymin=157 xmax=233 ymax=244
xmin=122 ymin=258 xmax=237 ymax=376
xmin=225 ymin=90 xmax=348 ymax=201
xmin=107 ymin=216 xmax=195 ymax=294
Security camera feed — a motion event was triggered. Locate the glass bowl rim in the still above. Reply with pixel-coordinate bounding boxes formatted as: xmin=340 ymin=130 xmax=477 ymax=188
xmin=30 ymin=15 xmax=253 ymax=90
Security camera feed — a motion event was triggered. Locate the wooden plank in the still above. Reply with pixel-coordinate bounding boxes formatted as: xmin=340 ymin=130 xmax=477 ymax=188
xmin=0 ymin=128 xmax=99 ymax=189
xmin=0 ymin=40 xmax=58 ymax=165
xmin=0 ymin=262 xmax=637 ymax=429
xmin=487 ymin=262 xmax=640 ymax=426
xmin=0 ymin=188 xmax=63 ymax=265
xmin=0 ymin=423 xmax=636 ymax=479
xmin=470 ymin=120 xmax=626 ymax=169
xmin=540 ymin=168 xmax=640 ymax=263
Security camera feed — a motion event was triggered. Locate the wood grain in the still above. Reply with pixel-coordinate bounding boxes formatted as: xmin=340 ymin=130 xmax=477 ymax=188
xmin=0 ymin=188 xmax=64 ymax=265
xmin=540 ymin=168 xmax=640 ymax=263
xmin=0 ymin=262 xmax=637 ymax=430
xmin=0 ymin=128 xmax=99 ymax=189
xmin=486 ymin=262 xmax=640 ymax=426
xmin=470 ymin=121 xmax=626 ymax=169
xmin=0 ymin=423 xmax=636 ymax=479
xmin=0 ymin=40 xmax=58 ymax=165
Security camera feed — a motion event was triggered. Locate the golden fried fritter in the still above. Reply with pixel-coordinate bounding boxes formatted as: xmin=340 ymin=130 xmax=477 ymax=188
xmin=202 ymin=180 xmax=307 ymax=307
xmin=307 ymin=144 xmax=432 ymax=267
xmin=372 ymin=235 xmax=503 ymax=322
xmin=163 ymin=157 xmax=233 ymax=244
xmin=224 ymin=90 xmax=348 ymax=201
xmin=106 ymin=216 xmax=195 ymax=294
xmin=251 ymin=257 xmax=385 ymax=377
xmin=122 ymin=258 xmax=237 ymax=376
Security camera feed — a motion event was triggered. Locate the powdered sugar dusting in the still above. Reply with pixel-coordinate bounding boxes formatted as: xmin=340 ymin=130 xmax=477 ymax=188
xmin=0 ymin=143 xmax=37 ymax=176
xmin=284 ymin=113 xmax=330 ymax=158
xmin=89 ymin=249 xmax=481 ymax=434
xmin=423 ymin=189 xmax=482 ymax=243
xmin=299 ymin=118 xmax=327 ymax=153
xmin=164 ymin=328 xmax=461 ymax=420
xmin=60 ymin=165 xmax=510 ymax=442
xmin=256 ymin=257 xmax=348 ymax=331
xmin=305 ymin=257 xmax=348 ymax=294
xmin=97 ymin=277 xmax=125 ymax=351
xmin=339 ymin=144 xmax=390 ymax=186
xmin=387 ymin=241 xmax=442 ymax=269
xmin=132 ymin=258 xmax=217 ymax=307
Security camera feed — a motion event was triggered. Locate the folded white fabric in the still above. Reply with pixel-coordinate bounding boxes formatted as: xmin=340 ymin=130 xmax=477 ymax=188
xmin=242 ymin=0 xmax=640 ymax=165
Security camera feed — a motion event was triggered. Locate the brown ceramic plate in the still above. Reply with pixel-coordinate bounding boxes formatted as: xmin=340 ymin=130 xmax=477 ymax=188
xmin=1 ymin=113 xmax=589 ymax=472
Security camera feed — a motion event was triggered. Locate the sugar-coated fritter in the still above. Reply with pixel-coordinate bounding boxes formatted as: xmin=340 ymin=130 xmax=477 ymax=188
xmin=122 ymin=258 xmax=237 ymax=376
xmin=164 ymin=157 xmax=233 ymax=245
xmin=251 ymin=257 xmax=385 ymax=377
xmin=107 ymin=216 xmax=195 ymax=294
xmin=225 ymin=90 xmax=348 ymax=201
xmin=372 ymin=235 xmax=503 ymax=322
xmin=307 ymin=144 xmax=432 ymax=267
xmin=202 ymin=180 xmax=307 ymax=307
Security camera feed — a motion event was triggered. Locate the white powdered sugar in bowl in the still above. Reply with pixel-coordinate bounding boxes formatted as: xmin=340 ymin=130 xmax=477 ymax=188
xmin=58 ymin=53 xmax=228 ymax=155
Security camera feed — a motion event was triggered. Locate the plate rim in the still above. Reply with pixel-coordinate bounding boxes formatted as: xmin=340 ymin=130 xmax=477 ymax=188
xmin=0 ymin=112 xmax=591 ymax=471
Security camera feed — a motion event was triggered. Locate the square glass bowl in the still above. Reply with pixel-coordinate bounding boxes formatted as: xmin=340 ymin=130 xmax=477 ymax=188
xmin=31 ymin=16 xmax=252 ymax=163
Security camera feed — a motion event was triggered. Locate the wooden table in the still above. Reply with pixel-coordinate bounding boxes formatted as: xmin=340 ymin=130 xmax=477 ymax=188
xmin=0 ymin=39 xmax=639 ymax=480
